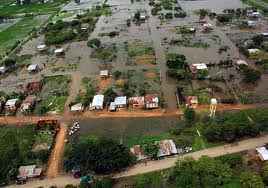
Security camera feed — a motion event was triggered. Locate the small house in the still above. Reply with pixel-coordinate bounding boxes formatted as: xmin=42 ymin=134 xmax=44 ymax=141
xmin=109 ymin=102 xmax=116 ymax=112
xmin=140 ymin=13 xmax=146 ymax=21
xmin=158 ymin=139 xmax=178 ymax=157
xmin=201 ymin=23 xmax=213 ymax=32
xmin=0 ymin=66 xmax=7 ymax=74
xmin=37 ymin=44 xmax=47 ymax=52
xmin=130 ymin=145 xmax=147 ymax=161
xmin=20 ymin=95 xmax=36 ymax=113
xmin=256 ymin=147 xmax=268 ymax=161
xmin=70 ymin=103 xmax=84 ymax=112
xmin=54 ymin=48 xmax=65 ymax=56
xmin=247 ymin=20 xmax=257 ymax=27
xmin=5 ymin=98 xmax=20 ymax=112
xmin=27 ymin=64 xmax=40 ymax=73
xmin=100 ymin=70 xmax=109 ymax=79
xmin=186 ymin=96 xmax=198 ymax=108
xmin=248 ymin=48 xmax=260 ymax=55
xmin=145 ymin=95 xmax=159 ymax=109
xmin=17 ymin=165 xmax=42 ymax=179
xmin=248 ymin=11 xmax=261 ymax=18
xmin=128 ymin=96 xmax=145 ymax=108
xmin=114 ymin=96 xmax=127 ymax=108
xmin=90 ymin=95 xmax=104 ymax=110
xmin=236 ymin=60 xmax=248 ymax=66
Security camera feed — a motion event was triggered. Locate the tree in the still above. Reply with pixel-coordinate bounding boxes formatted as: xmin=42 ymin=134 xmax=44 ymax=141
xmin=184 ymin=107 xmax=195 ymax=125
xmin=240 ymin=171 xmax=264 ymax=188
xmin=141 ymin=141 xmax=159 ymax=159
xmin=64 ymin=137 xmax=135 ymax=174
xmin=166 ymin=53 xmax=187 ymax=69
xmin=170 ymin=156 xmax=233 ymax=188
xmin=87 ymin=38 xmax=101 ymax=48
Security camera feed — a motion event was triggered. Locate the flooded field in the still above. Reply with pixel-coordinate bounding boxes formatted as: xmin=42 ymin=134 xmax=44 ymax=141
xmin=180 ymin=0 xmax=247 ymax=13
xmin=75 ymin=116 xmax=179 ymax=147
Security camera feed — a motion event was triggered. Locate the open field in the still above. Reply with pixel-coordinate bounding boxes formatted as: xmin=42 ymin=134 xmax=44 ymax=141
xmin=0 ymin=0 xmax=69 ymax=16
xmin=0 ymin=15 xmax=48 ymax=59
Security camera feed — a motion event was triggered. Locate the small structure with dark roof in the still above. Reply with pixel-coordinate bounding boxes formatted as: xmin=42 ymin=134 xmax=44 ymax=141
xmin=145 ymin=95 xmax=159 ymax=109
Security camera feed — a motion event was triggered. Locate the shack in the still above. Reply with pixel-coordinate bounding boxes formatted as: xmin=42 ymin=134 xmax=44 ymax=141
xmin=27 ymin=64 xmax=40 ymax=73
xmin=100 ymin=70 xmax=109 ymax=79
xmin=248 ymin=48 xmax=260 ymax=55
xmin=109 ymin=102 xmax=116 ymax=112
xmin=158 ymin=139 xmax=178 ymax=158
xmin=70 ymin=103 xmax=84 ymax=112
xmin=128 ymin=96 xmax=145 ymax=108
xmin=256 ymin=147 xmax=268 ymax=161
xmin=90 ymin=95 xmax=104 ymax=110
xmin=5 ymin=98 xmax=20 ymax=113
xmin=54 ymin=48 xmax=65 ymax=56
xmin=145 ymin=95 xmax=159 ymax=109
xmin=37 ymin=44 xmax=47 ymax=52
xmin=17 ymin=165 xmax=42 ymax=179
xmin=0 ymin=66 xmax=7 ymax=74
xmin=114 ymin=96 xmax=127 ymax=108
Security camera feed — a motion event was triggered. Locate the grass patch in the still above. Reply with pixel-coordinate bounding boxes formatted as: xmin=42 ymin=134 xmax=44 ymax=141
xmin=0 ymin=16 xmax=45 ymax=59
xmin=0 ymin=0 xmax=69 ymax=16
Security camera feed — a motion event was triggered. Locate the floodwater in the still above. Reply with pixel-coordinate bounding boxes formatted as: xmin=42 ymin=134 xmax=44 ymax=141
xmin=179 ymin=0 xmax=247 ymax=13
xmin=76 ymin=116 xmax=179 ymax=146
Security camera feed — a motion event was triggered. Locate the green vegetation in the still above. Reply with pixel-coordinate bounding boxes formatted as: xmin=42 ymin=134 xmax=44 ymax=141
xmin=91 ymin=44 xmax=117 ymax=62
xmin=74 ymin=77 xmax=96 ymax=106
xmin=239 ymin=65 xmax=261 ymax=83
xmin=127 ymin=41 xmax=154 ymax=57
xmin=0 ymin=0 xmax=68 ymax=16
xmin=64 ymin=136 xmax=135 ymax=174
xmin=34 ymin=75 xmax=70 ymax=114
xmin=0 ymin=16 xmax=45 ymax=59
xmin=0 ymin=125 xmax=55 ymax=185
xmin=203 ymin=108 xmax=268 ymax=143
xmin=166 ymin=53 xmax=189 ymax=80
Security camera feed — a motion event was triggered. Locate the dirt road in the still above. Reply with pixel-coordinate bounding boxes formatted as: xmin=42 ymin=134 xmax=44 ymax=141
xmin=115 ymin=134 xmax=268 ymax=178
xmin=46 ymin=123 xmax=67 ymax=178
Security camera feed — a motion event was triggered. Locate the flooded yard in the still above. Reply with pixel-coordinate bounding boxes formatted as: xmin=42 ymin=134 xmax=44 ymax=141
xmin=75 ymin=116 xmax=179 ymax=147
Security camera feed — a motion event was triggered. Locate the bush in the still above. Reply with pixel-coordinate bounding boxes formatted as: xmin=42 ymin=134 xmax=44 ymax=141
xmin=184 ymin=107 xmax=196 ymax=125
xmin=239 ymin=65 xmax=261 ymax=83
xmin=166 ymin=53 xmax=187 ymax=69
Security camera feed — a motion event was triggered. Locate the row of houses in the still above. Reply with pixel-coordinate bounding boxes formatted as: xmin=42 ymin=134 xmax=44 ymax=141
xmin=71 ymin=94 xmax=160 ymax=112
xmin=0 ymin=95 xmax=37 ymax=114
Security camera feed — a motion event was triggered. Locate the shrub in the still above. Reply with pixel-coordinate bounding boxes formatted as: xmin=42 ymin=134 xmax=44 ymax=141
xmin=87 ymin=38 xmax=101 ymax=48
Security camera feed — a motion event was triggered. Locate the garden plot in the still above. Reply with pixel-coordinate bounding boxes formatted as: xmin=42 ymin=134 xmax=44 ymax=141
xmin=34 ymin=75 xmax=70 ymax=114
xmin=126 ymin=41 xmax=156 ymax=66
xmin=112 ymin=69 xmax=161 ymax=97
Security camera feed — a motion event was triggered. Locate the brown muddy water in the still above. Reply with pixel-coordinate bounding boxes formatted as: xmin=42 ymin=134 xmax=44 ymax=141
xmin=73 ymin=116 xmax=179 ymax=146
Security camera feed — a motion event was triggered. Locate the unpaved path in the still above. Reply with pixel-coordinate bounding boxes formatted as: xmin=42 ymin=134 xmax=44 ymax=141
xmin=115 ymin=134 xmax=268 ymax=178
xmin=46 ymin=123 xmax=67 ymax=178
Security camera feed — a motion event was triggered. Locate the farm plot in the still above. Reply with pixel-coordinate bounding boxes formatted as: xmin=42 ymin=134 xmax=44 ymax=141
xmin=34 ymin=75 xmax=71 ymax=115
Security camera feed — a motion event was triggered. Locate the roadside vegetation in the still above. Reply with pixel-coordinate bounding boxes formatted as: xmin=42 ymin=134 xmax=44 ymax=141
xmin=64 ymin=136 xmax=135 ymax=175
xmin=0 ymin=125 xmax=57 ymax=185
